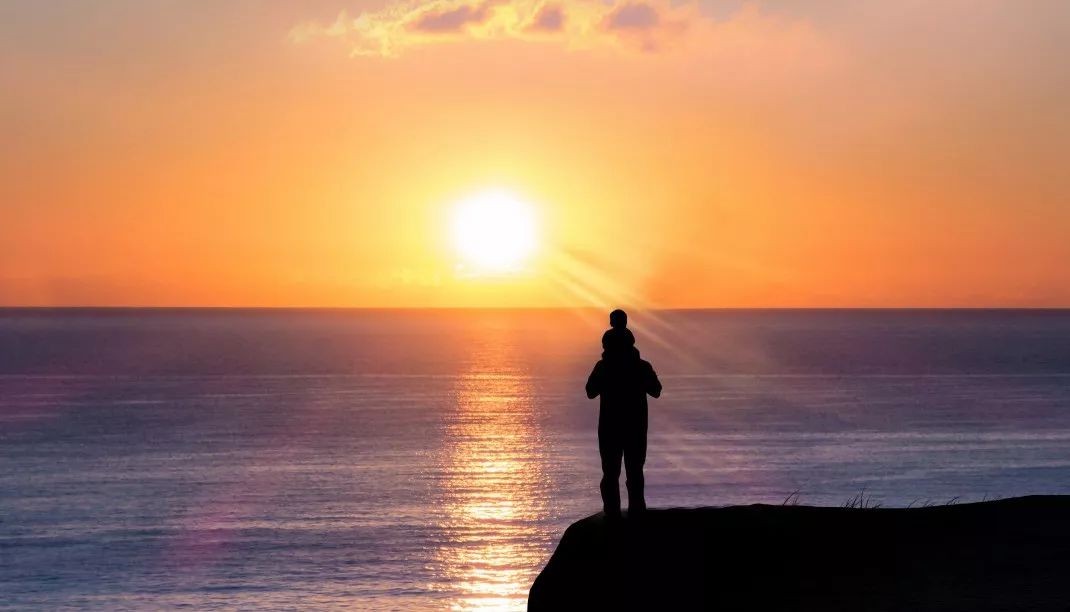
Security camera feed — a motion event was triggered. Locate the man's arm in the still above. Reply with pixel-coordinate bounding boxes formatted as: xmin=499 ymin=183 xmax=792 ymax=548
xmin=586 ymin=361 xmax=603 ymax=399
xmin=645 ymin=362 xmax=662 ymax=398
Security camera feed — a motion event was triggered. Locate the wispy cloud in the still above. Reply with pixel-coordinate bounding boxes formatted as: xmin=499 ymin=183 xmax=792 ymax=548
xmin=289 ymin=0 xmax=702 ymax=57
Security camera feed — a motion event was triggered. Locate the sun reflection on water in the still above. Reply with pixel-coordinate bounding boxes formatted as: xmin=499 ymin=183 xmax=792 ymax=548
xmin=433 ymin=344 xmax=554 ymax=611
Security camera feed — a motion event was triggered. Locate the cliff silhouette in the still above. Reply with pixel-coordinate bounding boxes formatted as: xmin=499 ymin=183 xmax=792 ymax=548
xmin=529 ymin=496 xmax=1070 ymax=611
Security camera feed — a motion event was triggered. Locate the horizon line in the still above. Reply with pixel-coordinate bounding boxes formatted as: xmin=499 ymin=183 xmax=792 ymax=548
xmin=1 ymin=306 xmax=1069 ymax=312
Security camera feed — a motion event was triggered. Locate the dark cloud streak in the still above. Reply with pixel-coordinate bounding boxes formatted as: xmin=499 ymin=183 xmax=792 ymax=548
xmin=409 ymin=1 xmax=498 ymax=33
xmin=604 ymin=3 xmax=660 ymax=31
xmin=528 ymin=4 xmax=566 ymax=32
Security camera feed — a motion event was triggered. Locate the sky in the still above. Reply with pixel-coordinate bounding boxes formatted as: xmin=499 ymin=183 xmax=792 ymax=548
xmin=2 ymin=0 xmax=1068 ymax=308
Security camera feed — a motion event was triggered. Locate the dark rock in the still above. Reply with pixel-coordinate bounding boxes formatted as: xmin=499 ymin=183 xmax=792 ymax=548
xmin=529 ymin=496 xmax=1070 ymax=611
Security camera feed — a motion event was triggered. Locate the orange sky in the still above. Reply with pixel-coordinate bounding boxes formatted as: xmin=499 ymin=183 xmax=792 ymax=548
xmin=2 ymin=1 xmax=1069 ymax=307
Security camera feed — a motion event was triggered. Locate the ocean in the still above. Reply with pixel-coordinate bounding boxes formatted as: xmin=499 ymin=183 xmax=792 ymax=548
xmin=2 ymin=309 xmax=1069 ymax=610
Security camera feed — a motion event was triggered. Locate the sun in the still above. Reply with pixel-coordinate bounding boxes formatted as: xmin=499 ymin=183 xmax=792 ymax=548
xmin=450 ymin=190 xmax=539 ymax=274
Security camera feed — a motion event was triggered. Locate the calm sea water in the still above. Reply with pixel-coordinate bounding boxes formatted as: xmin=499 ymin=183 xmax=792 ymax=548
xmin=2 ymin=309 xmax=1069 ymax=610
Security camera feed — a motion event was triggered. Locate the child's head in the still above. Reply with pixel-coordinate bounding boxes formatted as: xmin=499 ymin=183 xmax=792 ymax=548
xmin=609 ymin=309 xmax=628 ymax=329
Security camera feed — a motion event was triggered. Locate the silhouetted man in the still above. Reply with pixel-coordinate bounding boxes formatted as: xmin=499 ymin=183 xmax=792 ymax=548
xmin=586 ymin=310 xmax=662 ymax=519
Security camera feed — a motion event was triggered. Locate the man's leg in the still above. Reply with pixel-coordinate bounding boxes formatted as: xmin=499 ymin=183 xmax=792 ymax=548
xmin=623 ymin=423 xmax=648 ymax=514
xmin=598 ymin=427 xmax=624 ymax=518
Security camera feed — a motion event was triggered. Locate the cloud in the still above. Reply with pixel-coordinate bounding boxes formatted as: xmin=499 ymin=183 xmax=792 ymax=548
xmin=604 ymin=4 xmax=659 ymax=30
xmin=528 ymin=4 xmax=565 ymax=33
xmin=409 ymin=0 xmax=499 ymax=33
xmin=289 ymin=0 xmax=703 ymax=57
xmin=600 ymin=2 xmax=691 ymax=51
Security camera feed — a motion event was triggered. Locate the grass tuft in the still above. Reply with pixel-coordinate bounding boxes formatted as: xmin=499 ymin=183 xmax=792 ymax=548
xmin=842 ymin=487 xmax=881 ymax=509
xmin=778 ymin=491 xmax=1004 ymax=509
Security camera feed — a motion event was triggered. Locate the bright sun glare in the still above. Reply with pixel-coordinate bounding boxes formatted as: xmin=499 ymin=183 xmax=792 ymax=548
xmin=450 ymin=190 xmax=538 ymax=274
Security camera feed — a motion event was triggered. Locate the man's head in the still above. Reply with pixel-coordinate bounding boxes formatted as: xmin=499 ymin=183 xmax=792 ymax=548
xmin=602 ymin=327 xmax=635 ymax=353
xmin=609 ymin=309 xmax=628 ymax=329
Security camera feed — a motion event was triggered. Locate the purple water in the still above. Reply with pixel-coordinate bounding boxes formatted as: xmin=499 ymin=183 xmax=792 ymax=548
xmin=2 ymin=309 xmax=1069 ymax=609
